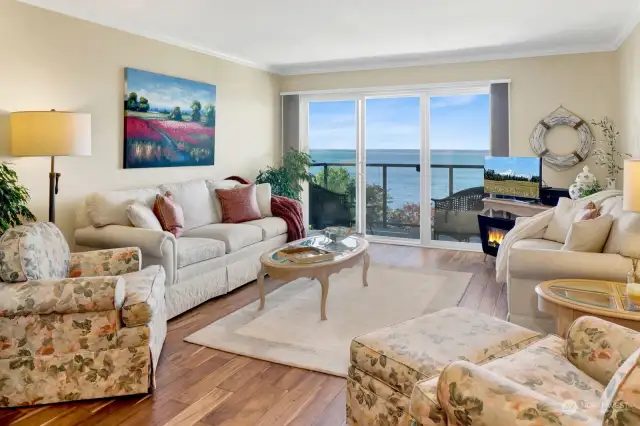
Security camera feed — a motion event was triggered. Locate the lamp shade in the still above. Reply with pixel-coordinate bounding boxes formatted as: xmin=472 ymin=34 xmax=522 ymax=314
xmin=624 ymin=159 xmax=640 ymax=212
xmin=10 ymin=111 xmax=91 ymax=157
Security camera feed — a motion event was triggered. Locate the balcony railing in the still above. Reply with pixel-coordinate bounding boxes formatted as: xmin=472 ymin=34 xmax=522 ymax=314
xmin=310 ymin=162 xmax=484 ymax=237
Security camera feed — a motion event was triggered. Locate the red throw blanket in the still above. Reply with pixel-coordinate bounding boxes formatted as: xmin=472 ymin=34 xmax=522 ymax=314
xmin=225 ymin=176 xmax=306 ymax=242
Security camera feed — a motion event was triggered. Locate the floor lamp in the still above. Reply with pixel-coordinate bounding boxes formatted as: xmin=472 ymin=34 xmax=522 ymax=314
xmin=10 ymin=111 xmax=91 ymax=223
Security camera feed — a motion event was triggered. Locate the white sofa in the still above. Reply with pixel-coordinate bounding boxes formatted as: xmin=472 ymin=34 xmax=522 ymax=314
xmin=506 ymin=195 xmax=635 ymax=333
xmin=75 ymin=179 xmax=288 ymax=319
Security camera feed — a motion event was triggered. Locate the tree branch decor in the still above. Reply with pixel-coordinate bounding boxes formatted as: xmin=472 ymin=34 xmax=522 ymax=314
xmin=0 ymin=162 xmax=36 ymax=234
xmin=590 ymin=117 xmax=630 ymax=183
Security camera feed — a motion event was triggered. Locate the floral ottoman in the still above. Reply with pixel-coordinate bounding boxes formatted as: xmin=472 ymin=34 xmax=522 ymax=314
xmin=347 ymin=307 xmax=541 ymax=426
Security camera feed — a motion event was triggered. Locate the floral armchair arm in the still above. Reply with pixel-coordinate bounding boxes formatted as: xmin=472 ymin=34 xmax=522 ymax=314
xmin=566 ymin=316 xmax=640 ymax=386
xmin=0 ymin=276 xmax=124 ymax=317
xmin=69 ymin=247 xmax=141 ymax=278
xmin=119 ymin=266 xmax=165 ymax=328
xmin=437 ymin=361 xmax=600 ymax=426
xmin=600 ymin=347 xmax=640 ymax=425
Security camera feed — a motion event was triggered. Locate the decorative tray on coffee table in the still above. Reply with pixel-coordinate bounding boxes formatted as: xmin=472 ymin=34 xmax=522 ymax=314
xmin=276 ymin=246 xmax=336 ymax=264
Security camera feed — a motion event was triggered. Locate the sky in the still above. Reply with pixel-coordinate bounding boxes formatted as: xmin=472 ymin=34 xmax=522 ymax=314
xmin=308 ymin=94 xmax=490 ymax=151
xmin=125 ymin=68 xmax=216 ymax=111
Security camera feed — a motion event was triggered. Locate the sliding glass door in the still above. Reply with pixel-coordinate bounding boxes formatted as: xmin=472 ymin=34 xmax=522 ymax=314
xmin=429 ymin=90 xmax=490 ymax=244
xmin=302 ymin=85 xmax=489 ymax=248
xmin=364 ymin=96 xmax=421 ymax=239
xmin=307 ymin=99 xmax=359 ymax=233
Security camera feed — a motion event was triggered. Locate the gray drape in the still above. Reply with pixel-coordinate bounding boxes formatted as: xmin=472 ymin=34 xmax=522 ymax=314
xmin=282 ymin=95 xmax=300 ymax=154
xmin=490 ymin=83 xmax=510 ymax=157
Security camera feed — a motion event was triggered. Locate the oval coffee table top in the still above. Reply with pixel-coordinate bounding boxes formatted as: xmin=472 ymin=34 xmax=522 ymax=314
xmin=261 ymin=235 xmax=368 ymax=270
xmin=536 ymin=279 xmax=640 ymax=321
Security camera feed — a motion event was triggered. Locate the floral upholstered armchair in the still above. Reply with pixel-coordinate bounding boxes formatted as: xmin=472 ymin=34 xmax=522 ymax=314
xmin=0 ymin=222 xmax=166 ymax=407
xmin=437 ymin=316 xmax=640 ymax=426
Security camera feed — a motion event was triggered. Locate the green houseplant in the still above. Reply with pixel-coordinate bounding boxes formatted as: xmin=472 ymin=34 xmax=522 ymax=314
xmin=0 ymin=162 xmax=36 ymax=234
xmin=255 ymin=150 xmax=314 ymax=201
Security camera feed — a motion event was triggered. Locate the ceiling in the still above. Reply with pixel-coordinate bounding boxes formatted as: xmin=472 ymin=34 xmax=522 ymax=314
xmin=17 ymin=0 xmax=640 ymax=75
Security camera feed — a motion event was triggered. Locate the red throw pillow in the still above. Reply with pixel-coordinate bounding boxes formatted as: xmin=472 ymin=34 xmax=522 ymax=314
xmin=216 ymin=184 xmax=263 ymax=224
xmin=153 ymin=191 xmax=184 ymax=237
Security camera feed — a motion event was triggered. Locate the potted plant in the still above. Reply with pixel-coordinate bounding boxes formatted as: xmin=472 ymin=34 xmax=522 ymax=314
xmin=255 ymin=149 xmax=314 ymax=201
xmin=590 ymin=117 xmax=630 ymax=189
xmin=0 ymin=162 xmax=36 ymax=234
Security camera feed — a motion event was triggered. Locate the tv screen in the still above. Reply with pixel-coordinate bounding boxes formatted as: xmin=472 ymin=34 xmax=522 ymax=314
xmin=484 ymin=156 xmax=541 ymax=200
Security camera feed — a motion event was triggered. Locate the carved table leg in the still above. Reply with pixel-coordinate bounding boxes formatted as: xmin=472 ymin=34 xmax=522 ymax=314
xmin=257 ymin=264 xmax=266 ymax=311
xmin=362 ymin=251 xmax=370 ymax=287
xmin=319 ymin=275 xmax=330 ymax=321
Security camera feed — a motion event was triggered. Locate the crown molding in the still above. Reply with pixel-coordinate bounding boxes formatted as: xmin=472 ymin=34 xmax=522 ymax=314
xmin=17 ymin=0 xmax=629 ymax=77
xmin=613 ymin=2 xmax=640 ymax=49
xmin=17 ymin=1 xmax=276 ymax=73
xmin=273 ymin=42 xmax=617 ymax=76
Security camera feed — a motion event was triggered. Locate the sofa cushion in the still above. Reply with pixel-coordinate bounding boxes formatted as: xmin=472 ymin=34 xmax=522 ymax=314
xmin=159 ymin=180 xmax=217 ymax=231
xmin=244 ymin=217 xmax=287 ymax=240
xmin=350 ymin=307 xmax=541 ymax=398
xmin=603 ymin=210 xmax=640 ymax=257
xmin=0 ymin=222 xmax=70 ymax=283
xmin=543 ymin=197 xmax=589 ymax=243
xmin=176 ymin=237 xmax=225 ymax=268
xmin=87 ymin=188 xmax=159 ymax=227
xmin=256 ymin=183 xmax=273 ymax=217
xmin=512 ymin=238 xmax=563 ymax=251
xmin=182 ymin=224 xmax=263 ymax=253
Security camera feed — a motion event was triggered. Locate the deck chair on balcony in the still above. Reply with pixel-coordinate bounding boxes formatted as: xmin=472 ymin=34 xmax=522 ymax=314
xmin=431 ymin=186 xmax=486 ymax=242
xmin=309 ymin=183 xmax=353 ymax=230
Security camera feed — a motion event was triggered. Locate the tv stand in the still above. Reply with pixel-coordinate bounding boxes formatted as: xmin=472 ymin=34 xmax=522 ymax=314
xmin=482 ymin=197 xmax=552 ymax=218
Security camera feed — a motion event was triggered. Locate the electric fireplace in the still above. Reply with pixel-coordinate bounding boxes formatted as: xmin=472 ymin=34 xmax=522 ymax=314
xmin=478 ymin=215 xmax=515 ymax=257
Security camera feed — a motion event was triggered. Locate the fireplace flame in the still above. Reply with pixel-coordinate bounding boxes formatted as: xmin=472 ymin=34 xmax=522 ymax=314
xmin=488 ymin=228 xmax=506 ymax=248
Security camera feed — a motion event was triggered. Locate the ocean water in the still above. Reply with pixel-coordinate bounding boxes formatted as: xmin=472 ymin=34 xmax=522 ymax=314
xmin=310 ymin=149 xmax=489 ymax=208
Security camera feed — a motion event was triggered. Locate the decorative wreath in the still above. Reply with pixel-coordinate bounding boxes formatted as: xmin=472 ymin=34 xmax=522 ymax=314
xmin=529 ymin=106 xmax=594 ymax=171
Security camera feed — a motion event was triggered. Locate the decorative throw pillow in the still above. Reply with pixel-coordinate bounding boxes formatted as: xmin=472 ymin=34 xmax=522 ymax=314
xmin=153 ymin=191 xmax=184 ymax=237
xmin=206 ymin=180 xmax=241 ymax=223
xmin=215 ymin=184 xmax=263 ymax=224
xmin=562 ymin=214 xmax=613 ymax=253
xmin=127 ymin=201 xmax=163 ymax=231
xmin=574 ymin=201 xmax=601 ymax=221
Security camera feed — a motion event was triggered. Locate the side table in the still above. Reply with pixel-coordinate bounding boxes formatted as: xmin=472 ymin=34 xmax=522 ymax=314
xmin=536 ymin=279 xmax=640 ymax=337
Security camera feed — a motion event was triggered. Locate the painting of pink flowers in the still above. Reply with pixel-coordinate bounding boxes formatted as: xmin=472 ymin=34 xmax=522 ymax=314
xmin=124 ymin=68 xmax=216 ymax=168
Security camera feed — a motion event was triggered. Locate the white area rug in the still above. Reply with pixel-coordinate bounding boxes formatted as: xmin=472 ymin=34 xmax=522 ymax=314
xmin=185 ymin=263 xmax=472 ymax=377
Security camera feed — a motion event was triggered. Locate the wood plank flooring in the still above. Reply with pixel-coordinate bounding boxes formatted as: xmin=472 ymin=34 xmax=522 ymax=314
xmin=4 ymin=244 xmax=505 ymax=426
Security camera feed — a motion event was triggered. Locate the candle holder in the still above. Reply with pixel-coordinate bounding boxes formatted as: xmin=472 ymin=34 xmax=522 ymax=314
xmin=627 ymin=259 xmax=640 ymax=309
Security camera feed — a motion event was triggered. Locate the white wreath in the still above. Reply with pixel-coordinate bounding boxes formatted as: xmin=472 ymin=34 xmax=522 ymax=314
xmin=529 ymin=107 xmax=594 ymax=171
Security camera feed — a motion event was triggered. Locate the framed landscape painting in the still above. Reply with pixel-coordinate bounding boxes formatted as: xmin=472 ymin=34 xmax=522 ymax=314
xmin=124 ymin=68 xmax=216 ymax=168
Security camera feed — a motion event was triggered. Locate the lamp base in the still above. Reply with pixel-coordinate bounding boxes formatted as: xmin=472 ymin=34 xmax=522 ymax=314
xmin=48 ymin=156 xmax=60 ymax=223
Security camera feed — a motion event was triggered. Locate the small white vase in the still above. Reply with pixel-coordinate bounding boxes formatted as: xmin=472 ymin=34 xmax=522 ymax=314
xmin=606 ymin=177 xmax=617 ymax=190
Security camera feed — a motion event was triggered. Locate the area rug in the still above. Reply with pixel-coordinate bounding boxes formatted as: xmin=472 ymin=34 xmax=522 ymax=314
xmin=184 ymin=263 xmax=472 ymax=377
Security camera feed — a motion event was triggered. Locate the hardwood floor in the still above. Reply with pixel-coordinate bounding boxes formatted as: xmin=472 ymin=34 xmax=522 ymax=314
xmin=4 ymin=244 xmax=505 ymax=426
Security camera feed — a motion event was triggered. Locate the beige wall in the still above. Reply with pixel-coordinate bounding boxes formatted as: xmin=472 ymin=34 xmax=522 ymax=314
xmin=619 ymin=23 xmax=640 ymax=162
xmin=281 ymin=53 xmax=619 ymax=189
xmin=0 ymin=0 xmax=280 ymax=242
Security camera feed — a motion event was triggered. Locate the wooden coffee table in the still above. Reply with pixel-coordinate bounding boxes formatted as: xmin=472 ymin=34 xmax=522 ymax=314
xmin=257 ymin=235 xmax=370 ymax=321
xmin=536 ymin=279 xmax=640 ymax=337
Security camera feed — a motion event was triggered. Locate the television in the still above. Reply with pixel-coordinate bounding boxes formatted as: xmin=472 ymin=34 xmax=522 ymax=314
xmin=484 ymin=156 xmax=542 ymax=200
